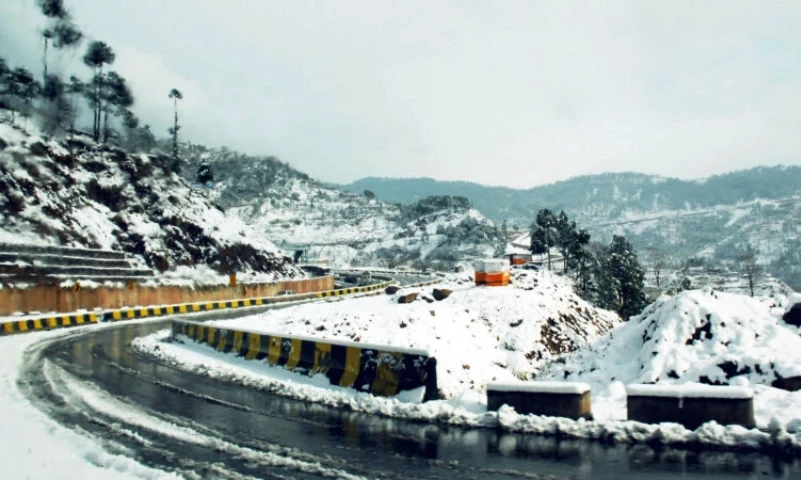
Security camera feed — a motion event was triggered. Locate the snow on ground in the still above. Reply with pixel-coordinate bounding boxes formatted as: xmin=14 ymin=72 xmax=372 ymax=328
xmin=202 ymin=269 xmax=619 ymax=398
xmin=0 ymin=325 xmax=179 ymax=480
xmin=538 ymin=287 xmax=801 ymax=429
xmin=133 ymin=272 xmax=801 ymax=452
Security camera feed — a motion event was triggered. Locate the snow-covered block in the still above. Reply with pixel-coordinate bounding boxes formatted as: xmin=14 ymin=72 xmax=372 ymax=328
xmin=474 ymin=258 xmax=510 ymax=287
xmin=626 ymin=383 xmax=755 ymax=429
xmin=486 ymin=381 xmax=592 ymax=420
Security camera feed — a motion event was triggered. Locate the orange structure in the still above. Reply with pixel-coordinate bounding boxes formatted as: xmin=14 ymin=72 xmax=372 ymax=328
xmin=507 ymin=253 xmax=532 ymax=265
xmin=473 ymin=259 xmax=510 ymax=287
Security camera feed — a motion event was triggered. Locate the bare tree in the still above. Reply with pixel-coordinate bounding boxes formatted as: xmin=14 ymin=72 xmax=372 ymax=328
xmin=645 ymin=247 xmax=667 ymax=288
xmin=739 ymin=248 xmax=763 ymax=297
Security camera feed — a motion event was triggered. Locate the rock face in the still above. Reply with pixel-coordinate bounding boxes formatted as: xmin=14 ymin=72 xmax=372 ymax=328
xmin=0 ymin=121 xmax=301 ymax=278
xmin=397 ymin=292 xmax=418 ymax=304
xmin=432 ymin=288 xmax=453 ymax=301
xmin=783 ymin=303 xmax=801 ymax=328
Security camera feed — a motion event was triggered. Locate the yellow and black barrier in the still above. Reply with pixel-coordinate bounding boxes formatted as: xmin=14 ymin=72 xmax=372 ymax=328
xmin=0 ymin=281 xmax=393 ymax=336
xmin=171 ymin=319 xmax=439 ymax=402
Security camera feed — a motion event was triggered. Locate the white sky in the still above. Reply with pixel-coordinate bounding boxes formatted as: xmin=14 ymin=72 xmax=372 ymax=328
xmin=2 ymin=0 xmax=801 ymax=188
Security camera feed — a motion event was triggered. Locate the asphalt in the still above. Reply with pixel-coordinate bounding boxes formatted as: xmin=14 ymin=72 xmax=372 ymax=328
xmin=13 ymin=274 xmax=801 ymax=479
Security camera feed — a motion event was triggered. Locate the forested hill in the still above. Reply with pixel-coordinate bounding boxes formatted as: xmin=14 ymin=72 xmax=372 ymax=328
xmin=341 ymin=166 xmax=801 ymax=222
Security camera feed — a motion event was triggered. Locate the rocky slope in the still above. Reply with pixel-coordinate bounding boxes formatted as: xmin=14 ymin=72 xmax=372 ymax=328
xmin=0 ymin=118 xmax=301 ymax=280
xmin=179 ymin=143 xmax=505 ymax=269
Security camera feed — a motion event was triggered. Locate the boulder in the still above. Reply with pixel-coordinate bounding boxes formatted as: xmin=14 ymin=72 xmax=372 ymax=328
xmin=385 ymin=285 xmax=401 ymax=295
xmin=432 ymin=288 xmax=453 ymax=301
xmin=29 ymin=141 xmax=49 ymax=157
xmin=782 ymin=303 xmax=801 ymax=328
xmin=397 ymin=292 xmax=418 ymax=304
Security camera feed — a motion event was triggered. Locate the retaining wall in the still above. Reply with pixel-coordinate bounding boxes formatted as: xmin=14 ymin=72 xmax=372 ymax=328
xmin=0 ymin=275 xmax=334 ymax=316
xmin=1 ymin=281 xmax=390 ymax=336
xmin=171 ymin=319 xmax=439 ymax=401
xmin=626 ymin=384 xmax=755 ymax=429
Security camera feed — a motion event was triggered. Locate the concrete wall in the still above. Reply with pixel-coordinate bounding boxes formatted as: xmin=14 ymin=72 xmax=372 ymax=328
xmin=486 ymin=389 xmax=592 ymax=420
xmin=627 ymin=395 xmax=755 ymax=429
xmin=0 ymin=275 xmax=334 ymax=316
xmin=171 ymin=319 xmax=439 ymax=401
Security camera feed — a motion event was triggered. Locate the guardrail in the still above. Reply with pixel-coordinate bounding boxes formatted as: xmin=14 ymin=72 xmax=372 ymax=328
xmin=171 ymin=319 xmax=439 ymax=401
xmin=0 ymin=281 xmax=392 ymax=336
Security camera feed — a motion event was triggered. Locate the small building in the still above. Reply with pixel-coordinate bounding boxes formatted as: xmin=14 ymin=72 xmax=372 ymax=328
xmin=473 ymin=258 xmax=510 ymax=287
xmin=506 ymin=253 xmax=532 ymax=266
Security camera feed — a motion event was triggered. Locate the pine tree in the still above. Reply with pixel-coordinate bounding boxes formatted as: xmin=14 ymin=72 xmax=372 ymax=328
xmin=168 ymin=88 xmax=182 ymax=172
xmin=597 ymin=235 xmax=647 ymax=319
xmin=3 ymin=67 xmax=41 ymax=124
xmin=569 ymin=228 xmax=592 ymax=291
xmin=535 ymin=208 xmax=557 ymax=270
xmin=82 ymin=41 xmax=115 ymax=141
xmin=100 ymin=71 xmax=133 ymax=143
xmin=555 ymin=210 xmax=578 ymax=274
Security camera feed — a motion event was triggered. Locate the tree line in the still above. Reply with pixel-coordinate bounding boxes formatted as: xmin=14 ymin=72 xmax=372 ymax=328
xmin=0 ymin=0 xmax=185 ymax=173
xmin=529 ymin=208 xmax=647 ymax=319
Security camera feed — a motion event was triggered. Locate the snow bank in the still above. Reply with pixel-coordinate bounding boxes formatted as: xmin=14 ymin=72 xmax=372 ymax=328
xmin=488 ymin=381 xmax=591 ymax=394
xmin=626 ymin=384 xmax=753 ymax=399
xmin=197 ymin=269 xmax=619 ymax=398
xmin=539 ymin=288 xmax=801 ymax=429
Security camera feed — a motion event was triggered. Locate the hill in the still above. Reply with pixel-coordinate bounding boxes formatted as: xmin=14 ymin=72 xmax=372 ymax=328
xmin=343 ymin=170 xmax=801 ymax=289
xmin=179 ymin=143 xmax=506 ymax=269
xmin=0 ymin=118 xmax=301 ymax=281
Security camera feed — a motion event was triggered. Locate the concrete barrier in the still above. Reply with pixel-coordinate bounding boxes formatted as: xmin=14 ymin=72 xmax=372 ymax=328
xmin=486 ymin=381 xmax=592 ymax=419
xmin=626 ymin=384 xmax=755 ymax=429
xmin=171 ymin=319 xmax=439 ymax=401
xmin=0 ymin=281 xmax=391 ymax=336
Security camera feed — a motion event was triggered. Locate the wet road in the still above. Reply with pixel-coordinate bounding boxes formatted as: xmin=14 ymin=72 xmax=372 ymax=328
xmin=18 ymin=320 xmax=801 ymax=479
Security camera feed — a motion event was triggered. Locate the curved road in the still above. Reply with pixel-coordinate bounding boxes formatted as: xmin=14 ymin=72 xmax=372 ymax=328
xmin=16 ymin=281 xmax=801 ymax=479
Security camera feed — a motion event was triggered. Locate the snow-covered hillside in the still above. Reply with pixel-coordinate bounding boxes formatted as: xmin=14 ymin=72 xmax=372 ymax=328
xmin=539 ymin=288 xmax=801 ymax=427
xmin=345 ymin=172 xmax=801 ymax=290
xmin=180 ymin=143 xmax=505 ymax=269
xmin=0 ymin=119 xmax=301 ymax=279
xmin=149 ymin=269 xmax=621 ymax=399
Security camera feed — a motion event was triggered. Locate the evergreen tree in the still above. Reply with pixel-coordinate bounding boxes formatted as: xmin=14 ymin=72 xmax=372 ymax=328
xmin=3 ymin=67 xmax=40 ymax=124
xmin=597 ymin=235 xmax=647 ymax=319
xmin=569 ymin=227 xmax=592 ymax=291
xmin=529 ymin=222 xmax=548 ymax=257
xmin=555 ymin=210 xmax=578 ymax=274
xmin=65 ymin=75 xmax=83 ymax=137
xmin=535 ymin=208 xmax=557 ymax=270
xmin=82 ymin=41 xmax=115 ymax=141
xmin=100 ymin=71 xmax=133 ymax=143
xmin=40 ymin=74 xmax=75 ymax=134
xmin=168 ymin=88 xmax=182 ymax=172
xmin=38 ymin=1 xmax=82 ymax=85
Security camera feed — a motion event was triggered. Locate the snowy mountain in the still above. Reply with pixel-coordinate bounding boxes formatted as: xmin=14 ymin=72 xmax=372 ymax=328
xmin=343 ymin=170 xmax=801 ymax=289
xmin=0 ymin=118 xmax=301 ymax=280
xmin=179 ymin=143 xmax=505 ymax=269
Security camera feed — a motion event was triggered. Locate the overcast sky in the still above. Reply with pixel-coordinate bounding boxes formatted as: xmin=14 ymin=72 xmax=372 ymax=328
xmin=2 ymin=1 xmax=800 ymax=188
